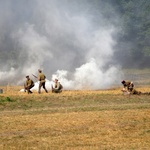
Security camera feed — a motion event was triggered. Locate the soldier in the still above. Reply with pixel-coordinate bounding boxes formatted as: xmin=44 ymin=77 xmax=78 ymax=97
xmin=38 ymin=69 xmax=48 ymax=94
xmin=130 ymin=88 xmax=141 ymax=95
xmin=24 ymin=75 xmax=34 ymax=94
xmin=52 ymin=79 xmax=63 ymax=93
xmin=121 ymin=80 xmax=134 ymax=93
xmin=121 ymin=80 xmax=141 ymax=95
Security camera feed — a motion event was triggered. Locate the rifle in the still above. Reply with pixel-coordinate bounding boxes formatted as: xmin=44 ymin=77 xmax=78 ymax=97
xmin=32 ymin=74 xmax=39 ymax=83
xmin=32 ymin=74 xmax=38 ymax=79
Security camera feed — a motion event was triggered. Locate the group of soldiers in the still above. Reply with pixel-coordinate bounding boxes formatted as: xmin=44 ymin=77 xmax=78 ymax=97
xmin=24 ymin=69 xmax=148 ymax=95
xmin=24 ymin=69 xmax=63 ymax=94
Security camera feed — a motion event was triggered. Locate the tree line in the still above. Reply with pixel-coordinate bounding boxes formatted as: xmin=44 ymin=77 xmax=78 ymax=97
xmin=112 ymin=0 xmax=150 ymax=68
xmin=70 ymin=0 xmax=150 ymax=68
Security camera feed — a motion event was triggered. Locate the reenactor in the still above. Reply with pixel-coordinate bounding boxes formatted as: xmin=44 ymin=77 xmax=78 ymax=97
xmin=24 ymin=75 xmax=34 ymax=94
xmin=121 ymin=80 xmax=141 ymax=95
xmin=121 ymin=80 xmax=134 ymax=92
xmin=38 ymin=69 xmax=48 ymax=94
xmin=52 ymin=79 xmax=63 ymax=93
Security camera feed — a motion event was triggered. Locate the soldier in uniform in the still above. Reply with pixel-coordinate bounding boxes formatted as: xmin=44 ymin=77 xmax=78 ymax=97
xmin=52 ymin=79 xmax=63 ymax=93
xmin=121 ymin=80 xmax=141 ymax=95
xmin=24 ymin=75 xmax=34 ymax=94
xmin=121 ymin=80 xmax=134 ymax=92
xmin=38 ymin=69 xmax=48 ymax=94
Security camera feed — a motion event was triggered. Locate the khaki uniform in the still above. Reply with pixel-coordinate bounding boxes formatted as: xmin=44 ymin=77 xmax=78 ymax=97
xmin=38 ymin=72 xmax=48 ymax=93
xmin=122 ymin=80 xmax=142 ymax=95
xmin=26 ymin=79 xmax=34 ymax=87
xmin=38 ymin=73 xmax=46 ymax=83
xmin=24 ymin=79 xmax=34 ymax=94
xmin=123 ymin=80 xmax=134 ymax=92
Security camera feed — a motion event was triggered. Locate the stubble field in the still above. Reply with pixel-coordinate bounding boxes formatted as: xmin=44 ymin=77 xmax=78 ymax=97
xmin=0 ymin=86 xmax=150 ymax=150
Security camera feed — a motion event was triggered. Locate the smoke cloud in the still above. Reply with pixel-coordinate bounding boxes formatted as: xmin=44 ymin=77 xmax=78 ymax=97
xmin=0 ymin=0 xmax=122 ymax=89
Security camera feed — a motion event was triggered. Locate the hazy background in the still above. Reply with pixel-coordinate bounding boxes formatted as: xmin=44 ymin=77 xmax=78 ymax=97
xmin=0 ymin=0 xmax=149 ymax=89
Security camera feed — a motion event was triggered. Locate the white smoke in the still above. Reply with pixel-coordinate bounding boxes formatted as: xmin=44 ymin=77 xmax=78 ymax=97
xmin=13 ymin=24 xmax=52 ymax=73
xmin=25 ymin=57 xmax=120 ymax=92
xmin=51 ymin=58 xmax=121 ymax=90
xmin=0 ymin=0 xmax=122 ymax=89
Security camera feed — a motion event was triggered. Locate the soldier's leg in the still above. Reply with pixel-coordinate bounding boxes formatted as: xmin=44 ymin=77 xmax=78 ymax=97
xmin=24 ymin=84 xmax=27 ymax=92
xmin=141 ymin=92 xmax=150 ymax=95
xmin=26 ymin=87 xmax=30 ymax=94
xmin=43 ymin=82 xmax=48 ymax=93
xmin=38 ymin=82 xmax=42 ymax=94
xmin=132 ymin=89 xmax=141 ymax=95
xmin=53 ymin=89 xmax=61 ymax=93
xmin=28 ymin=85 xmax=34 ymax=94
xmin=59 ymin=89 xmax=62 ymax=93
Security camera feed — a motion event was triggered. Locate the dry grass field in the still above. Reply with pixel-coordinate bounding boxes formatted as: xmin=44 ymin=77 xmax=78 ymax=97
xmin=0 ymin=86 xmax=150 ymax=150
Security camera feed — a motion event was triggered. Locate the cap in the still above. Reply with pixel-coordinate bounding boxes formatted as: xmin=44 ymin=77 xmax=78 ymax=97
xmin=38 ymin=69 xmax=42 ymax=72
xmin=121 ymin=80 xmax=125 ymax=84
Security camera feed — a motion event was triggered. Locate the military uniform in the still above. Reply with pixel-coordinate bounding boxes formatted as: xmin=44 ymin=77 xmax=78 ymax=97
xmin=24 ymin=77 xmax=34 ymax=94
xmin=121 ymin=80 xmax=143 ymax=95
xmin=52 ymin=79 xmax=63 ymax=93
xmin=130 ymin=89 xmax=141 ymax=95
xmin=38 ymin=70 xmax=48 ymax=94
xmin=122 ymin=80 xmax=134 ymax=92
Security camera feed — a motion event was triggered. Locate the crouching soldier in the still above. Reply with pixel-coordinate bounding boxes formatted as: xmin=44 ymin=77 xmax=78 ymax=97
xmin=121 ymin=80 xmax=141 ymax=95
xmin=24 ymin=76 xmax=34 ymax=94
xmin=121 ymin=80 xmax=134 ymax=92
xmin=52 ymin=79 xmax=63 ymax=93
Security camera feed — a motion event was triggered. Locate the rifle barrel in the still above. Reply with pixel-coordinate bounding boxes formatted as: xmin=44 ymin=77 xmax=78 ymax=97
xmin=32 ymin=74 xmax=38 ymax=78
